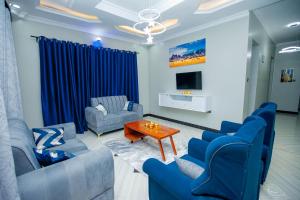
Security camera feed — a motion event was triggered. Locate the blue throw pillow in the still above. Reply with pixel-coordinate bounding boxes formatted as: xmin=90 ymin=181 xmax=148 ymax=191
xmin=123 ymin=101 xmax=134 ymax=111
xmin=32 ymin=127 xmax=65 ymax=150
xmin=33 ymin=148 xmax=75 ymax=167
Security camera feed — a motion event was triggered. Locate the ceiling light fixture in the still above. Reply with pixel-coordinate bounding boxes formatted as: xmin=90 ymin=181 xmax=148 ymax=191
xmin=195 ymin=0 xmax=244 ymax=14
xmin=39 ymin=0 xmax=100 ymax=22
xmin=286 ymin=22 xmax=300 ymax=28
xmin=279 ymin=46 xmax=300 ymax=54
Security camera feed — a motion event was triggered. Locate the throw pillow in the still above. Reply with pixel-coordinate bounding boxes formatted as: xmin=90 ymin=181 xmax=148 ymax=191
xmin=175 ymin=157 xmax=205 ymax=179
xmin=123 ymin=101 xmax=134 ymax=111
xmin=32 ymin=128 xmax=65 ymax=150
xmin=33 ymin=148 xmax=75 ymax=167
xmin=95 ymin=104 xmax=108 ymax=116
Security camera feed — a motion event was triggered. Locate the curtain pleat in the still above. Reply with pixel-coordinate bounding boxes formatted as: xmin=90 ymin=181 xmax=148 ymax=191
xmin=39 ymin=37 xmax=139 ymax=133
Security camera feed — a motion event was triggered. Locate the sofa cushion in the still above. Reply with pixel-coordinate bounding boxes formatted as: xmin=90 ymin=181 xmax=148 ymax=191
xmin=33 ymin=148 xmax=75 ymax=167
xmin=8 ymin=119 xmax=41 ymax=176
xmin=118 ymin=111 xmax=141 ymax=123
xmin=48 ymin=138 xmax=87 ymax=154
xmin=91 ymin=96 xmax=127 ymax=114
xmin=32 ymin=127 xmax=65 ymax=150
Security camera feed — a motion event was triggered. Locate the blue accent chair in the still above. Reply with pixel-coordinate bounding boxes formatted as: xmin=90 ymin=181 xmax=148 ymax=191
xmin=202 ymin=102 xmax=277 ymax=183
xmin=143 ymin=117 xmax=266 ymax=200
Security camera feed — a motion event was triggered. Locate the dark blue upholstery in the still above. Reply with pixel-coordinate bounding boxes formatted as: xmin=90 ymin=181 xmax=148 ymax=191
xmin=143 ymin=117 xmax=266 ymax=200
xmin=202 ymin=102 xmax=277 ymax=183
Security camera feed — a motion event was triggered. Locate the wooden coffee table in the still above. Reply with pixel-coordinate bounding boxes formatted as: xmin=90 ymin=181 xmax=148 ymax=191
xmin=124 ymin=120 xmax=180 ymax=161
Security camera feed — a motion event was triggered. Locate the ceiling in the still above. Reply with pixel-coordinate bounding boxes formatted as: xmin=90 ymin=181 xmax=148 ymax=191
xmin=254 ymin=0 xmax=300 ymax=44
xmin=8 ymin=0 xmax=297 ymax=44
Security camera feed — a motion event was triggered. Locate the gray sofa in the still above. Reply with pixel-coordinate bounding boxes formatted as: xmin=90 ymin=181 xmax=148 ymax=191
xmin=8 ymin=118 xmax=114 ymax=200
xmin=85 ymin=96 xmax=143 ymax=136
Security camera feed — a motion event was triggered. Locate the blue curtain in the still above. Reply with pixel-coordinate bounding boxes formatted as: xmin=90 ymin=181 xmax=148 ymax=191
xmin=39 ymin=36 xmax=139 ymax=133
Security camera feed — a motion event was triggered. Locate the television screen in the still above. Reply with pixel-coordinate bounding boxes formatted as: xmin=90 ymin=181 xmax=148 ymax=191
xmin=176 ymin=71 xmax=202 ymax=90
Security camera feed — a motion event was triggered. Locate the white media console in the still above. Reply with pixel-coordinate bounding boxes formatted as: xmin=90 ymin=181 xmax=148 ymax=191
xmin=158 ymin=93 xmax=212 ymax=113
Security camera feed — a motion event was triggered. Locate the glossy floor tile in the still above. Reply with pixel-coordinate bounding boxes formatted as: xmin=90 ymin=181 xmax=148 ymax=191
xmin=78 ymin=113 xmax=300 ymax=200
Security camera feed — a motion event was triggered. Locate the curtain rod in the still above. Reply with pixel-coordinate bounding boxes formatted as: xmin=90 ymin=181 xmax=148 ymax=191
xmin=30 ymin=35 xmax=140 ymax=54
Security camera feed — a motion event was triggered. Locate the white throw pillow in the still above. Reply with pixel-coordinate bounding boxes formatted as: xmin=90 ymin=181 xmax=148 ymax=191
xmin=95 ymin=104 xmax=107 ymax=116
xmin=123 ymin=101 xmax=130 ymax=111
xmin=175 ymin=157 xmax=205 ymax=179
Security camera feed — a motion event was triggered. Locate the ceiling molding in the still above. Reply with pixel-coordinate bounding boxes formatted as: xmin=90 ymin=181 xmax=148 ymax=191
xmin=95 ymin=0 xmax=139 ymax=22
xmin=160 ymin=10 xmax=250 ymax=42
xmin=24 ymin=14 xmax=141 ymax=44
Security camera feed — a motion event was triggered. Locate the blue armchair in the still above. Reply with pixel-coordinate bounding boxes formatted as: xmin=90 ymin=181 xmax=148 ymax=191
xmin=143 ymin=117 xmax=266 ymax=200
xmin=202 ymin=102 xmax=277 ymax=183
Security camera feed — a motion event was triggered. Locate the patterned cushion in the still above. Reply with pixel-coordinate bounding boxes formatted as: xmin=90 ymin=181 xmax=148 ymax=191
xmin=95 ymin=104 xmax=108 ymax=115
xmin=32 ymin=128 xmax=65 ymax=150
xmin=33 ymin=148 xmax=75 ymax=166
xmin=175 ymin=157 xmax=205 ymax=179
xmin=123 ymin=101 xmax=134 ymax=111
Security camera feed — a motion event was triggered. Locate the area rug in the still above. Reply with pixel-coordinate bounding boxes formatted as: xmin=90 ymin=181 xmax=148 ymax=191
xmin=103 ymin=136 xmax=187 ymax=173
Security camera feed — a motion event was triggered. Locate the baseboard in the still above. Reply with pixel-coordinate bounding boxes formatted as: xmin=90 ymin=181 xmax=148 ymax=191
xmin=143 ymin=113 xmax=218 ymax=132
xmin=276 ymin=110 xmax=299 ymax=115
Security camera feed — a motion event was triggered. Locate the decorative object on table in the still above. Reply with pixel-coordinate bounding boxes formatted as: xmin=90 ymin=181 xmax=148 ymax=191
xmin=145 ymin=121 xmax=160 ymax=129
xmin=95 ymin=103 xmax=108 ymax=115
xmin=182 ymin=91 xmax=192 ymax=95
xmin=280 ymin=68 xmax=296 ymax=82
xmin=32 ymin=127 xmax=65 ymax=150
xmin=33 ymin=148 xmax=75 ymax=167
xmin=124 ymin=120 xmax=179 ymax=161
xmin=169 ymin=38 xmax=206 ymax=67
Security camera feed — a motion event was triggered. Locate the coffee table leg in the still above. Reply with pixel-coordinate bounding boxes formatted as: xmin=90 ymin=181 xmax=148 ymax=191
xmin=170 ymin=136 xmax=177 ymax=155
xmin=158 ymin=140 xmax=166 ymax=161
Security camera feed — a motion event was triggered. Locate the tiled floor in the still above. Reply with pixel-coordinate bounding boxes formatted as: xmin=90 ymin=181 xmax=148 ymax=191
xmin=78 ymin=113 xmax=300 ymax=200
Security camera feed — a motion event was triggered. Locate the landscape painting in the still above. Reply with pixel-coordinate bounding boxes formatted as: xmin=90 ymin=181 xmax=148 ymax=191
xmin=169 ymin=39 xmax=206 ymax=68
xmin=280 ymin=68 xmax=296 ymax=82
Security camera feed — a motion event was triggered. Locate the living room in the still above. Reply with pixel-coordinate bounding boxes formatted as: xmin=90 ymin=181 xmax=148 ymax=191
xmin=1 ymin=0 xmax=299 ymax=200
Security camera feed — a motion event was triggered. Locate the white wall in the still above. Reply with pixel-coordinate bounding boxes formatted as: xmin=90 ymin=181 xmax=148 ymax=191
xmin=12 ymin=19 xmax=150 ymax=128
xmin=244 ymin=12 xmax=275 ymax=116
xmin=148 ymin=15 xmax=250 ymax=130
xmin=270 ymin=41 xmax=300 ymax=112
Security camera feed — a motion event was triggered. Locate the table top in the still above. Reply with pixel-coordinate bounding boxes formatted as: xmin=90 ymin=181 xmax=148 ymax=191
xmin=124 ymin=120 xmax=180 ymax=139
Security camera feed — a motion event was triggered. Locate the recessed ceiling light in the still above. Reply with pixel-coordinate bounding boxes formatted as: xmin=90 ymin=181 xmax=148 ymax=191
xmin=286 ymin=22 xmax=300 ymax=28
xmin=279 ymin=46 xmax=300 ymax=54
xmin=195 ymin=0 xmax=244 ymax=14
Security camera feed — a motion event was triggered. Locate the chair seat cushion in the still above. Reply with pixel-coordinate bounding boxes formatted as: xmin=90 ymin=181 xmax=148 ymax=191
xmin=117 ymin=111 xmax=140 ymax=123
xmin=48 ymin=138 xmax=87 ymax=154
xmin=175 ymin=157 xmax=205 ymax=179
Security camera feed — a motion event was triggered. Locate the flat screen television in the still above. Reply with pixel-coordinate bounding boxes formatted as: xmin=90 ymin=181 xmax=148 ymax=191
xmin=176 ymin=71 xmax=202 ymax=90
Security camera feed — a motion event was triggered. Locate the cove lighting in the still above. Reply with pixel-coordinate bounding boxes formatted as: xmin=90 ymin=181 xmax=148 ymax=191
xmin=195 ymin=0 xmax=244 ymax=14
xmin=286 ymin=22 xmax=300 ymax=28
xmin=9 ymin=3 xmax=20 ymax=9
xmin=279 ymin=46 xmax=300 ymax=54
xmin=39 ymin=0 xmax=100 ymax=22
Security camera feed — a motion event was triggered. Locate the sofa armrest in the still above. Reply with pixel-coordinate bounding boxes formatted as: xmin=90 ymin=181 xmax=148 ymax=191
xmin=202 ymin=130 xmax=224 ymax=142
xmin=46 ymin=122 xmax=76 ymax=140
xmin=188 ymin=138 xmax=209 ymax=161
xmin=132 ymin=103 xmax=143 ymax=117
xmin=143 ymin=158 xmax=192 ymax=200
xmin=17 ymin=146 xmax=114 ymax=200
xmin=85 ymin=107 xmax=105 ymax=126
xmin=220 ymin=121 xmax=242 ymax=133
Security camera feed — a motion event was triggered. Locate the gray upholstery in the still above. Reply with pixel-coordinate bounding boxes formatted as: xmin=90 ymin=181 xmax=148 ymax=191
xmin=6 ymin=118 xmax=114 ymax=200
xmin=0 ymin=89 xmax=20 ymax=200
xmin=86 ymin=96 xmax=143 ymax=135
xmin=17 ymin=146 xmax=114 ymax=200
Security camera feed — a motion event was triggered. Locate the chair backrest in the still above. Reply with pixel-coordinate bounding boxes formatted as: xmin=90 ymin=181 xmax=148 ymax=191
xmin=191 ymin=117 xmax=266 ymax=200
xmin=90 ymin=96 xmax=127 ymax=114
xmin=8 ymin=118 xmax=41 ymax=176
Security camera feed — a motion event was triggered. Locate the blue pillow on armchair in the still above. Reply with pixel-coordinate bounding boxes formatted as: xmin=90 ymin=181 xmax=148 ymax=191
xmin=32 ymin=127 xmax=65 ymax=150
xmin=33 ymin=148 xmax=75 ymax=167
xmin=123 ymin=101 xmax=134 ymax=111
